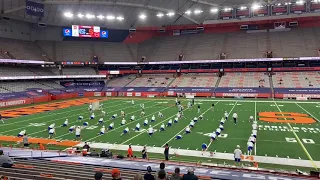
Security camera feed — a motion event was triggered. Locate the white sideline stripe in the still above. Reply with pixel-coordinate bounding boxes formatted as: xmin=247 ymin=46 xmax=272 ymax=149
xmin=196 ymin=99 xmax=320 ymax=104
xmin=29 ymin=100 xmax=156 ymax=137
xmin=254 ymin=101 xmax=257 ymax=156
xmin=59 ymin=102 xmax=165 ymax=140
xmin=0 ymin=99 xmax=124 ymax=127
xmin=274 ymin=101 xmax=318 ymax=169
xmin=74 ymin=142 xmax=320 ymax=168
xmin=295 ymin=103 xmax=320 ymax=122
xmin=0 ymin=100 xmax=129 ymax=134
xmin=208 ymin=101 xmax=236 ymax=149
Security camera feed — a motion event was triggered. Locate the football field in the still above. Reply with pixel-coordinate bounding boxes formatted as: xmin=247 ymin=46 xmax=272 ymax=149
xmin=0 ymin=97 xmax=320 ymax=169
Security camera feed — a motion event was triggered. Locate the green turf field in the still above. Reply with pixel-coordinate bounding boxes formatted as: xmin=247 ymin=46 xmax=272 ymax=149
xmin=1 ymin=97 xmax=320 ymax=170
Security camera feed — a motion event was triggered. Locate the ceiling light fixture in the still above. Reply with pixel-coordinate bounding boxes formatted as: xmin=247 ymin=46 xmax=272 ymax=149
xmin=157 ymin=13 xmax=164 ymax=17
xmin=64 ymin=12 xmax=73 ymax=18
xmin=139 ymin=14 xmax=147 ymax=19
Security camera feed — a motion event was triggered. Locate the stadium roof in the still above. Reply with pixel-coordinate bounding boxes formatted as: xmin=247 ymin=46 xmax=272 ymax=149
xmin=1 ymin=0 xmax=294 ymax=29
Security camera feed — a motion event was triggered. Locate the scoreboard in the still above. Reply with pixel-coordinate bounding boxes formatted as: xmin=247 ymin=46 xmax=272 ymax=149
xmin=63 ymin=25 xmax=108 ymax=38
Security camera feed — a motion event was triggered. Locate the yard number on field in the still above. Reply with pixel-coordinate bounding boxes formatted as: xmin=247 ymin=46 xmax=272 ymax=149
xmin=29 ymin=123 xmax=46 ymax=127
xmin=86 ymin=126 xmax=98 ymax=130
xmin=285 ymin=137 xmax=315 ymax=144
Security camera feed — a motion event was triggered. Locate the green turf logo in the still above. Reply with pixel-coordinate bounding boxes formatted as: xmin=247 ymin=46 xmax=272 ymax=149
xmin=258 ymin=112 xmax=316 ymax=124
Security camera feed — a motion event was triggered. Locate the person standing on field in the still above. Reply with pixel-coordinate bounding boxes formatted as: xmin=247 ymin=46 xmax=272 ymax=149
xmin=164 ymin=144 xmax=169 ymax=161
xmin=234 ymin=145 xmax=242 ymax=166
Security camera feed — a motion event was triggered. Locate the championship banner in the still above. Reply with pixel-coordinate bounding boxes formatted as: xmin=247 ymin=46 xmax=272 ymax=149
xmin=26 ymin=0 xmax=44 ymax=17
xmin=220 ymin=8 xmax=233 ymax=20
xmin=310 ymin=1 xmax=320 ymax=12
xmin=272 ymin=4 xmax=288 ymax=16
xmin=235 ymin=7 xmax=249 ymax=19
xmin=290 ymin=3 xmax=306 ymax=14
xmin=252 ymin=5 xmax=268 ymax=17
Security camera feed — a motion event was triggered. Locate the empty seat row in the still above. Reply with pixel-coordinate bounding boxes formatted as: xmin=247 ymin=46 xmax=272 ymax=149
xmin=170 ymin=73 xmax=218 ymax=87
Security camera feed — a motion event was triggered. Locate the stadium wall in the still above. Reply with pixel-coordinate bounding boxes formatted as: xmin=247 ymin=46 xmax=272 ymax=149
xmin=0 ymin=21 xmax=33 ymax=41
xmin=0 ymin=92 xmax=106 ymax=108
xmin=3 ymin=87 xmax=320 ymax=108
xmin=0 ymin=95 xmax=50 ymax=108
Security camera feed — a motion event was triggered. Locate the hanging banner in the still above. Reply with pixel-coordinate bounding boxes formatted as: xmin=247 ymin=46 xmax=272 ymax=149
xmin=235 ymin=7 xmax=249 ymax=19
xmin=272 ymin=4 xmax=288 ymax=16
xmin=26 ymin=0 xmax=44 ymax=17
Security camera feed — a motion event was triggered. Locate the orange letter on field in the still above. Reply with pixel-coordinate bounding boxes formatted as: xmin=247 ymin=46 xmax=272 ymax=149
xmin=258 ymin=112 xmax=316 ymax=124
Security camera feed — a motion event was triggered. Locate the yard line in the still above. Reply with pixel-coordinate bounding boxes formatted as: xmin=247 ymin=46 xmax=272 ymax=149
xmin=295 ymin=103 xmax=320 ymax=122
xmin=207 ymin=101 xmax=236 ymax=149
xmin=0 ymin=100 xmax=130 ymax=134
xmin=84 ymin=105 xmax=173 ymax=142
xmin=0 ymin=99 xmax=125 ymax=127
xmin=28 ymin=100 xmax=156 ymax=136
xmin=254 ymin=101 xmax=257 ymax=156
xmin=119 ymin=112 xmax=178 ymax=145
xmin=162 ymin=105 xmax=215 ymax=148
xmin=274 ymin=101 xmax=318 ymax=169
